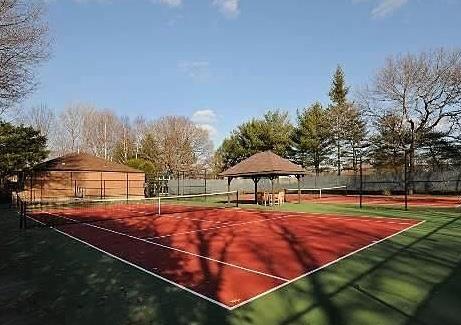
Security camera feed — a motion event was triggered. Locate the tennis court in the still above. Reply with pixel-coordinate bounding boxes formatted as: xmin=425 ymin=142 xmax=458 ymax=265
xmin=286 ymin=193 xmax=460 ymax=208
xmin=283 ymin=186 xmax=461 ymax=208
xmin=21 ymin=192 xmax=422 ymax=310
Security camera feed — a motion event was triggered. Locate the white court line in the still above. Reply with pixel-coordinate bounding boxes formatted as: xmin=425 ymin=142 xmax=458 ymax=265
xmin=24 ymin=214 xmax=233 ymax=310
xmin=145 ymin=214 xmax=300 ymax=240
xmin=39 ymin=212 xmax=288 ymax=282
xmin=228 ymin=220 xmax=426 ymax=310
xmin=235 ymin=207 xmax=420 ymax=223
xmin=145 ymin=212 xmax=415 ymax=241
xmin=24 ymin=212 xmax=426 ymax=310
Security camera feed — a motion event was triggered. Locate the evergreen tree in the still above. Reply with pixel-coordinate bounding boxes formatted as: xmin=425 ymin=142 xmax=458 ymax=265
xmin=328 ymin=65 xmax=350 ymax=175
xmin=329 ymin=65 xmax=349 ymax=106
xmin=215 ymin=110 xmax=294 ymax=171
xmin=292 ymin=103 xmax=333 ymax=175
xmin=0 ymin=120 xmax=48 ymax=180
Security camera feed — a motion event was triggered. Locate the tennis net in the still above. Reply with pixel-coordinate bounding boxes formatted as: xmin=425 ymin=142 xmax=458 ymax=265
xmin=284 ymin=186 xmax=347 ymax=199
xmin=154 ymin=191 xmax=239 ymax=216
xmin=22 ymin=191 xmax=239 ymax=228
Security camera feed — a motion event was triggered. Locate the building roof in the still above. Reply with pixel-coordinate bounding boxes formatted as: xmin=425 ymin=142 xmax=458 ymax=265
xmin=33 ymin=153 xmax=144 ymax=173
xmin=219 ymin=150 xmax=306 ymax=178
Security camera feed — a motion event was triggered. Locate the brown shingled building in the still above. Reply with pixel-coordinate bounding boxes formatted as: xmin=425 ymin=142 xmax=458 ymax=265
xmin=23 ymin=153 xmax=145 ymax=201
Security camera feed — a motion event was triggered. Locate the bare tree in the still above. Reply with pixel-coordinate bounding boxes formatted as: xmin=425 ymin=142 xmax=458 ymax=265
xmin=141 ymin=116 xmax=212 ymax=174
xmin=0 ymin=0 xmax=50 ymax=115
xmin=362 ymin=48 xmax=461 ymax=187
xmin=113 ymin=115 xmax=136 ymax=163
xmin=55 ymin=103 xmax=90 ymax=155
xmin=83 ymin=109 xmax=122 ymax=160
xmin=18 ymin=103 xmax=55 ymax=137
xmin=132 ymin=115 xmax=147 ymax=159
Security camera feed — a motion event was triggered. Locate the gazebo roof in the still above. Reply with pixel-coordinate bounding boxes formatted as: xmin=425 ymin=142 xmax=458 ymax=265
xmin=33 ymin=152 xmax=143 ymax=173
xmin=219 ymin=150 xmax=306 ymax=178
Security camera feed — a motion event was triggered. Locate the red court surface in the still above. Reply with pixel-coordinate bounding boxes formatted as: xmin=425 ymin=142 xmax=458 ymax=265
xmin=284 ymin=194 xmax=461 ymax=208
xmin=29 ymin=207 xmax=422 ymax=310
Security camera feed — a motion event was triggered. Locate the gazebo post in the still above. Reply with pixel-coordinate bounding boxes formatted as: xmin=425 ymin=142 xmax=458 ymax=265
xmin=296 ymin=174 xmax=302 ymax=204
xmin=253 ymin=177 xmax=260 ymax=204
xmin=227 ymin=177 xmax=233 ymax=204
xmin=270 ymin=176 xmax=275 ymax=207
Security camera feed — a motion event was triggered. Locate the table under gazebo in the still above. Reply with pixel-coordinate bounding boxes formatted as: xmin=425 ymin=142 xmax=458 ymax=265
xmin=219 ymin=150 xmax=306 ymax=204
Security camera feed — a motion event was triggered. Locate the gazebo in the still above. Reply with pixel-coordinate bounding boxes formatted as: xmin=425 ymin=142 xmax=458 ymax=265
xmin=220 ymin=151 xmax=306 ymax=204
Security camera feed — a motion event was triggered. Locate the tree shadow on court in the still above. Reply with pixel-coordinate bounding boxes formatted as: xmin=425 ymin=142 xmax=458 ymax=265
xmin=3 ymin=203 xmax=461 ymax=325
xmin=264 ymin=219 xmax=347 ymax=325
xmin=0 ymin=204 xmax=239 ymax=325
xmin=237 ymin=212 xmax=461 ymax=325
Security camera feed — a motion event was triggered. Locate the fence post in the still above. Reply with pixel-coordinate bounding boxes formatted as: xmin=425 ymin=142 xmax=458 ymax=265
xmin=126 ymin=173 xmax=129 ymax=200
xmin=100 ymin=172 xmax=103 ymax=199
xmin=204 ymin=169 xmax=207 ymax=194
xmin=177 ymin=172 xmax=180 ymax=196
xmin=359 ymin=155 xmax=363 ymax=209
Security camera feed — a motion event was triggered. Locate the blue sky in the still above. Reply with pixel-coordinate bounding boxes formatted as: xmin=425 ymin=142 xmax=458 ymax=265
xmin=27 ymin=0 xmax=461 ymax=145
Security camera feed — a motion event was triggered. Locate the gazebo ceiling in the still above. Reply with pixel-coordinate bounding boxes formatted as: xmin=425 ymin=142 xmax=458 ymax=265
xmin=219 ymin=150 xmax=306 ymax=178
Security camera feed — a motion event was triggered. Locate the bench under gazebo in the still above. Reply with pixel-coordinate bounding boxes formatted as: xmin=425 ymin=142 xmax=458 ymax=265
xmin=219 ymin=150 xmax=306 ymax=204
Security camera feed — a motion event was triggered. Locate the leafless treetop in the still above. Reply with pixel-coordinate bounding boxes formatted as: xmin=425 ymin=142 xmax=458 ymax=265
xmin=0 ymin=0 xmax=50 ymax=115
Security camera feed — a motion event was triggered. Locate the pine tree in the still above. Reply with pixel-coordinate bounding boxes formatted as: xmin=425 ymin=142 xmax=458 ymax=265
xmin=292 ymin=103 xmax=333 ymax=175
xmin=329 ymin=65 xmax=349 ymax=106
xmin=328 ymin=65 xmax=350 ymax=175
xmin=215 ymin=110 xmax=294 ymax=171
xmin=0 ymin=121 xmax=48 ymax=187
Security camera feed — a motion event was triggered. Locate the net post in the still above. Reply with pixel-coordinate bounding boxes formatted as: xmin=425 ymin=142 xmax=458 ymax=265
xmin=404 ymin=150 xmax=408 ymax=211
xmin=19 ymin=200 xmax=26 ymax=229
xmin=23 ymin=200 xmax=28 ymax=229
xmin=19 ymin=200 xmax=23 ymax=229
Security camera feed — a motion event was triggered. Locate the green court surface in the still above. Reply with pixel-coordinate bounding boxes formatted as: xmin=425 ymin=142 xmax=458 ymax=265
xmin=1 ymin=202 xmax=460 ymax=325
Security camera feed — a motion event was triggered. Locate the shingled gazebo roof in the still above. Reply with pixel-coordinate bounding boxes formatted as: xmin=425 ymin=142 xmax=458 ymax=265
xmin=219 ymin=151 xmax=306 ymax=178
xmin=33 ymin=153 xmax=143 ymax=173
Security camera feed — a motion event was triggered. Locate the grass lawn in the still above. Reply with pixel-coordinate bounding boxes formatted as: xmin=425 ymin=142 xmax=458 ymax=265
xmin=1 ymin=202 xmax=460 ymax=325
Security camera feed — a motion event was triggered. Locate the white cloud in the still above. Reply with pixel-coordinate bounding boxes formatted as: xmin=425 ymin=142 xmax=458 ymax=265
xmin=353 ymin=0 xmax=409 ymax=18
xmin=372 ymin=0 xmax=408 ymax=17
xmin=192 ymin=109 xmax=216 ymax=124
xmin=63 ymin=0 xmax=241 ymax=18
xmin=156 ymin=0 xmax=182 ymax=8
xmin=178 ymin=61 xmax=211 ymax=81
xmin=72 ymin=0 xmax=112 ymax=3
xmin=192 ymin=109 xmax=218 ymax=139
xmin=212 ymin=0 xmax=240 ymax=18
